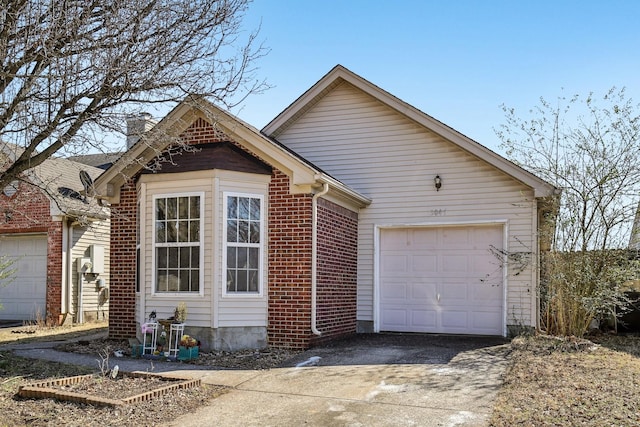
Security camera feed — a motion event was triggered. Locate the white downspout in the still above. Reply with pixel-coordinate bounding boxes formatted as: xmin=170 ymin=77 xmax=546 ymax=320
xmin=311 ymin=182 xmax=329 ymax=336
xmin=61 ymin=220 xmax=69 ymax=319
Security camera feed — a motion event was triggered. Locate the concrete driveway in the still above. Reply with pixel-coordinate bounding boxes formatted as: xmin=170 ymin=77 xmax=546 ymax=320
xmin=167 ymin=334 xmax=510 ymax=427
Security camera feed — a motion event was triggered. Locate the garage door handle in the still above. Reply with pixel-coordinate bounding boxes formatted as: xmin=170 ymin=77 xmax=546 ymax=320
xmin=437 ymin=293 xmax=441 ymax=302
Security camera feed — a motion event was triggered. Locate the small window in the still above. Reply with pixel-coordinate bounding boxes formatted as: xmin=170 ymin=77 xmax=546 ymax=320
xmin=154 ymin=194 xmax=202 ymax=293
xmin=224 ymin=194 xmax=263 ymax=294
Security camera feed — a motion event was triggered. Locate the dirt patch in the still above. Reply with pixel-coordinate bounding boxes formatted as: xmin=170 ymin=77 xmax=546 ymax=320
xmin=0 ymin=350 xmax=226 ymax=427
xmin=56 ymin=338 xmax=303 ymax=370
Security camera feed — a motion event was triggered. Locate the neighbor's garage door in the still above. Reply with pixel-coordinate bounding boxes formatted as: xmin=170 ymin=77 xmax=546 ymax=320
xmin=0 ymin=235 xmax=47 ymax=321
xmin=380 ymin=226 xmax=503 ymax=335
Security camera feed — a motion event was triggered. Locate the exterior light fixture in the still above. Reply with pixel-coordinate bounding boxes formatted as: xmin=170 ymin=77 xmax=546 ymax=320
xmin=4 ymin=210 xmax=12 ymax=222
xmin=434 ymin=175 xmax=442 ymax=191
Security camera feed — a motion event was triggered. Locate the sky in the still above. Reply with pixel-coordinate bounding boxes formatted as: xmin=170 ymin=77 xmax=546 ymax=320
xmin=227 ymin=0 xmax=640 ymax=154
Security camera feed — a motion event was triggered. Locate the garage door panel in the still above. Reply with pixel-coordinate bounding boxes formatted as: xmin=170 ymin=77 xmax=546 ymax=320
xmin=381 ymin=282 xmax=408 ymax=300
xmin=381 ymin=308 xmax=408 ymax=329
xmin=380 ymin=226 xmax=504 ymax=335
xmin=412 ymin=255 xmax=437 ymax=272
xmin=441 ymin=254 xmax=469 ymax=273
xmin=410 ymin=282 xmax=437 ymax=301
xmin=0 ymin=235 xmax=47 ymax=321
xmin=409 ymin=228 xmax=439 ymax=249
xmin=411 ymin=310 xmax=437 ymax=329
xmin=381 ymin=254 xmax=408 ymax=273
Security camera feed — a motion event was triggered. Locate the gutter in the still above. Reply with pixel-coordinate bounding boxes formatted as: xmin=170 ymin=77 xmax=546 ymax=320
xmin=311 ymin=181 xmax=330 ymax=336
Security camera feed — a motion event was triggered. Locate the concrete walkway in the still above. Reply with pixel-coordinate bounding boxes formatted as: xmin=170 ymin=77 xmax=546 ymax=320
xmin=2 ymin=332 xmax=510 ymax=427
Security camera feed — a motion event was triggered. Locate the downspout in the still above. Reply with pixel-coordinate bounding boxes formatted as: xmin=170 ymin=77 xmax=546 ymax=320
xmin=311 ymin=182 xmax=329 ymax=336
xmin=61 ymin=219 xmax=70 ymax=322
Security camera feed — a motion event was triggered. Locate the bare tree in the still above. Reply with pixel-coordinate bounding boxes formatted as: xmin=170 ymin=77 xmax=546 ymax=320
xmin=497 ymin=87 xmax=640 ymax=252
xmin=497 ymin=88 xmax=640 ymax=335
xmin=0 ymin=0 xmax=267 ymax=189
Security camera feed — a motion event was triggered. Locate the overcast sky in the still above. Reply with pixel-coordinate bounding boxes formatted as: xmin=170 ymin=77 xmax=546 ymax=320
xmin=228 ymin=0 xmax=640 ymax=154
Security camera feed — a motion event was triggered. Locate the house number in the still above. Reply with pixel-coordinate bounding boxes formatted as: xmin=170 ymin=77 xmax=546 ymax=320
xmin=430 ymin=209 xmax=446 ymax=216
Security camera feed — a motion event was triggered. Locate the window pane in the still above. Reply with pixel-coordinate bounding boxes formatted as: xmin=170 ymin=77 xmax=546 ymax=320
xmin=227 ymin=220 xmax=237 ymax=242
xmin=156 ymin=199 xmax=166 ymax=220
xmin=157 ymin=271 xmax=168 ymax=292
xmin=249 ymin=222 xmax=260 ymax=243
xmin=157 ymin=247 xmax=167 ymax=269
xmin=237 ymin=247 xmax=248 ymax=268
xmin=179 ymin=247 xmax=190 ymax=268
xmin=179 ymin=270 xmax=190 ymax=291
xmin=237 ymin=270 xmax=248 ymax=292
xmin=227 ymin=247 xmax=236 ymax=268
xmin=178 ymin=220 xmax=189 ymax=242
xmin=227 ymin=196 xmax=237 ymax=219
xmin=168 ymin=247 xmax=179 ymax=268
xmin=238 ymin=220 xmax=249 ymax=243
xmin=250 ymin=198 xmax=260 ymax=220
xmin=178 ymin=197 xmax=189 ymax=219
xmin=248 ymin=247 xmax=259 ymax=269
xmin=191 ymin=270 xmax=199 ymax=292
xmin=167 ymin=220 xmax=177 ymax=242
xmin=227 ymin=270 xmax=236 ymax=292
xmin=248 ymin=271 xmax=259 ymax=292
xmin=156 ymin=222 xmax=166 ymax=243
xmin=190 ymin=220 xmax=200 ymax=242
xmin=239 ymin=198 xmax=250 ymax=219
xmin=190 ymin=197 xmax=200 ymax=219
xmin=191 ymin=247 xmax=199 ymax=268
xmin=166 ymin=198 xmax=177 ymax=219
xmin=167 ymin=270 xmax=179 ymax=291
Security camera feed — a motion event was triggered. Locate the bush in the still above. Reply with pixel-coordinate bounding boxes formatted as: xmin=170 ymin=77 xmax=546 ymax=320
xmin=540 ymin=250 xmax=640 ymax=336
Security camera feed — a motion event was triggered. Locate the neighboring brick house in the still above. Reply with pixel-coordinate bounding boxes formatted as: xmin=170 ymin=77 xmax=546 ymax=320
xmin=0 ymin=143 xmax=110 ymax=325
xmin=95 ymin=66 xmax=557 ymax=350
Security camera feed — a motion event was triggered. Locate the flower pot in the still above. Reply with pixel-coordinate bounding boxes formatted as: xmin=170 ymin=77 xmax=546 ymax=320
xmin=178 ymin=345 xmax=199 ymax=361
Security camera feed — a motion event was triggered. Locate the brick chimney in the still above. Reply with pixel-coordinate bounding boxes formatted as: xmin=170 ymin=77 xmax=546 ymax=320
xmin=126 ymin=113 xmax=157 ymax=149
xmin=631 ymin=203 xmax=640 ymax=250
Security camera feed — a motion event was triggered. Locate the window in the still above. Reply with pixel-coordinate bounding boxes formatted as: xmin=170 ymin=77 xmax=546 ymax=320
xmin=154 ymin=194 xmax=202 ymax=293
xmin=224 ymin=194 xmax=263 ymax=294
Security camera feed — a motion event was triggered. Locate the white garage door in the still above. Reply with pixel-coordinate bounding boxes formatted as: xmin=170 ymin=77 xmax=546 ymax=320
xmin=0 ymin=235 xmax=48 ymax=321
xmin=380 ymin=226 xmax=503 ymax=335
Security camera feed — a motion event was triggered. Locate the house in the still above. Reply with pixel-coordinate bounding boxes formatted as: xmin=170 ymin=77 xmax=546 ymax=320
xmin=94 ymin=65 xmax=557 ymax=350
xmin=0 ymin=143 xmax=110 ymax=325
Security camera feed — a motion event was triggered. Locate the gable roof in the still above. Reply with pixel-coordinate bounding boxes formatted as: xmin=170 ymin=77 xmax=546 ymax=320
xmin=263 ymin=65 xmax=557 ymax=199
xmin=1 ymin=142 xmax=107 ymax=220
xmin=93 ymin=96 xmax=370 ymax=207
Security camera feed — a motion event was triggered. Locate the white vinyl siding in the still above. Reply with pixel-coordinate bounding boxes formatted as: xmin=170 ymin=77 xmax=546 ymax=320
xmin=71 ymin=220 xmax=111 ymax=322
xmin=140 ymin=170 xmax=269 ymax=330
xmin=275 ymin=81 xmax=538 ymax=330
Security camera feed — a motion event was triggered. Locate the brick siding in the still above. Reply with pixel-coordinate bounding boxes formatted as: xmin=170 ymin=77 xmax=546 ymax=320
xmin=312 ymin=198 xmax=359 ymax=346
xmin=267 ymin=170 xmax=314 ymax=349
xmin=107 ymin=180 xmax=138 ymax=338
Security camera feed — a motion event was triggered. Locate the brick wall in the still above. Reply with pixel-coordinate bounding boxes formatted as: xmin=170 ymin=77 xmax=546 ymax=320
xmin=267 ymin=170 xmax=314 ymax=349
xmin=312 ymin=198 xmax=359 ymax=346
xmin=0 ymin=182 xmax=62 ymax=325
xmin=107 ymin=180 xmax=138 ymax=338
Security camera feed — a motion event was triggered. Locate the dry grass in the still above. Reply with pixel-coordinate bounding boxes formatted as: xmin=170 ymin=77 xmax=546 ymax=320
xmin=489 ymin=334 xmax=640 ymax=426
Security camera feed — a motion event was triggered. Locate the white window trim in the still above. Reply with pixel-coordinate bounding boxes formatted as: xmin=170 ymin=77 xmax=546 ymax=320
xmin=222 ymin=191 xmax=265 ymax=298
xmin=151 ymin=192 xmax=205 ymax=297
